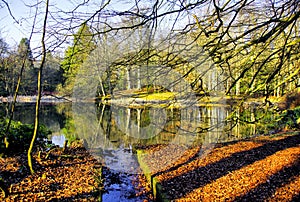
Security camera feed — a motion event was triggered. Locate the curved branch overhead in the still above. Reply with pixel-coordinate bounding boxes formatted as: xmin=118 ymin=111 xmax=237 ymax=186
xmin=0 ymin=0 xmax=299 ymax=98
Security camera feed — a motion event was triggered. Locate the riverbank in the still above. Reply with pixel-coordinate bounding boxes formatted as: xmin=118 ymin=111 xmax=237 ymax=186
xmin=0 ymin=95 xmax=71 ymax=103
xmin=0 ymin=145 xmax=103 ymax=201
xmin=137 ymin=132 xmax=300 ymax=201
xmin=0 ymin=93 xmax=284 ymax=109
xmin=0 ymin=143 xmax=153 ymax=201
xmin=1 ymin=131 xmax=299 ymax=201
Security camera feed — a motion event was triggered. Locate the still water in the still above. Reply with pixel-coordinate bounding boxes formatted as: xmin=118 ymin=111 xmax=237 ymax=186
xmin=0 ymin=102 xmax=258 ymax=201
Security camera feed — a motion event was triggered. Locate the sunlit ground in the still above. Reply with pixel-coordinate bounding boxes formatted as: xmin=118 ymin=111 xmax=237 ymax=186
xmin=138 ymin=132 xmax=300 ymax=201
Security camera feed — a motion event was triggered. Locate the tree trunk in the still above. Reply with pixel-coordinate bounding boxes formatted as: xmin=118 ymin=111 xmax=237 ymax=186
xmin=27 ymin=0 xmax=49 ymax=174
xmin=126 ymin=67 xmax=131 ymax=90
xmin=137 ymin=66 xmax=141 ymax=89
xmin=4 ymin=55 xmax=28 ymax=147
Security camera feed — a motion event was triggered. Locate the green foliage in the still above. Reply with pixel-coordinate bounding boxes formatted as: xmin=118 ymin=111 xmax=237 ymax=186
xmin=0 ymin=118 xmax=52 ymax=154
xmin=43 ymin=52 xmax=63 ymax=92
xmin=191 ymin=1 xmax=300 ymax=97
xmin=239 ymin=106 xmax=300 ymax=134
xmin=0 ymin=38 xmax=33 ymax=95
xmin=60 ymin=23 xmax=96 ymax=95
xmin=0 ymin=36 xmax=63 ymax=96
xmin=235 ymin=104 xmax=300 ymax=136
xmin=17 ymin=38 xmax=34 ymax=68
xmin=275 ymin=106 xmax=300 ymax=130
xmin=61 ymin=118 xmax=78 ymax=144
xmin=17 ymin=38 xmax=36 ymax=95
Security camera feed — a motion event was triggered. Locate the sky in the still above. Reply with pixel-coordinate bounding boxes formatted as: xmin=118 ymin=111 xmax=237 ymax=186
xmin=0 ymin=0 xmax=190 ymax=57
xmin=0 ymin=0 xmax=74 ymax=53
xmin=0 ymin=0 xmax=30 ymax=47
xmin=0 ymin=0 xmax=129 ymax=54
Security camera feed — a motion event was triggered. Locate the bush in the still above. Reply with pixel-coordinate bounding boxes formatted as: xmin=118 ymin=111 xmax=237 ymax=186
xmin=270 ymin=106 xmax=300 ymax=131
xmin=0 ymin=118 xmax=52 ymax=155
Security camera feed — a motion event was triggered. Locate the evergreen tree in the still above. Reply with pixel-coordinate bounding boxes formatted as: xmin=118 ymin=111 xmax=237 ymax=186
xmin=60 ymin=23 xmax=96 ymax=95
xmin=43 ymin=52 xmax=63 ymax=93
xmin=0 ymin=37 xmax=9 ymax=96
xmin=17 ymin=38 xmax=35 ymax=95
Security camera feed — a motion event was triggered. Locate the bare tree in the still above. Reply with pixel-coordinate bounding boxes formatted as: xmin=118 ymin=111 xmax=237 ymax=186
xmin=27 ymin=0 xmax=50 ymax=174
xmin=1 ymin=0 xmax=299 ymax=176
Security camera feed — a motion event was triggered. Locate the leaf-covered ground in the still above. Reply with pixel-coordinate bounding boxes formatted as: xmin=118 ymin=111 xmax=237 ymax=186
xmin=139 ymin=132 xmax=300 ymax=201
xmin=1 ymin=132 xmax=299 ymax=201
xmin=0 ymin=145 xmax=105 ymax=201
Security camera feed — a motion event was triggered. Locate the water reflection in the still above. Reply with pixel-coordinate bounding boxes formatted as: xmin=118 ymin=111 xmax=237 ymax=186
xmin=51 ymin=134 xmax=66 ymax=147
xmin=71 ymin=101 xmax=242 ymax=174
xmin=0 ymin=102 xmax=260 ymax=200
xmin=0 ymin=102 xmax=259 ymax=147
xmin=0 ymin=102 xmax=68 ymax=133
xmin=1 ymin=102 xmax=260 ymax=172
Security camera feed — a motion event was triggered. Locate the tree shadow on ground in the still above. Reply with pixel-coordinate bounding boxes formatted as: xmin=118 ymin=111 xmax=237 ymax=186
xmin=1 ymin=148 xmax=103 ymax=201
xmin=235 ymin=159 xmax=300 ymax=201
xmin=160 ymin=134 xmax=300 ymax=201
xmin=0 ymin=153 xmax=32 ymax=187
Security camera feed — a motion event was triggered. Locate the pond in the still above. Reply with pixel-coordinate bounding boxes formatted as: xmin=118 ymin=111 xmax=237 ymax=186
xmin=0 ymin=101 xmax=261 ymax=201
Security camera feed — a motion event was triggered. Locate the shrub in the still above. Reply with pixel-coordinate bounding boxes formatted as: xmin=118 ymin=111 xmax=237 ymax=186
xmin=0 ymin=118 xmax=52 ymax=155
xmin=271 ymin=106 xmax=300 ymax=130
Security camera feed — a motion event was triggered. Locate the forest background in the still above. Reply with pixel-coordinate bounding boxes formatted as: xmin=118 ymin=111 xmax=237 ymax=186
xmin=0 ymin=0 xmax=299 ymax=100
xmin=0 ymin=0 xmax=300 ymax=199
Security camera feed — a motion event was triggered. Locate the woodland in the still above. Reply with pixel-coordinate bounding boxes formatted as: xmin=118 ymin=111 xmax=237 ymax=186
xmin=0 ymin=0 xmax=300 ymax=201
